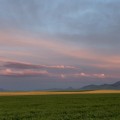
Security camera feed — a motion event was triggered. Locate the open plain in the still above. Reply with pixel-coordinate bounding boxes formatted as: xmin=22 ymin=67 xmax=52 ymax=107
xmin=0 ymin=90 xmax=120 ymax=96
xmin=0 ymin=90 xmax=120 ymax=120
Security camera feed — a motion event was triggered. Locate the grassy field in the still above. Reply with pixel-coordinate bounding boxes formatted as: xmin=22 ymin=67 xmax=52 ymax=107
xmin=0 ymin=93 xmax=120 ymax=120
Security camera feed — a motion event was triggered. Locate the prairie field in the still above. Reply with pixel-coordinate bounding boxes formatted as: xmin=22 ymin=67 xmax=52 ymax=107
xmin=0 ymin=91 xmax=120 ymax=120
xmin=0 ymin=90 xmax=120 ymax=96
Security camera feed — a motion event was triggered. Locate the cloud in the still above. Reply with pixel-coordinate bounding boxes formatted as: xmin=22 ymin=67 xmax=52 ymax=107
xmin=0 ymin=58 xmax=120 ymax=79
xmin=1 ymin=30 xmax=120 ymax=70
xmin=0 ymin=68 xmax=48 ymax=77
xmin=73 ymin=73 xmax=106 ymax=79
xmin=3 ymin=61 xmax=42 ymax=69
xmin=0 ymin=59 xmax=78 ymax=77
xmin=1 ymin=0 xmax=120 ymax=49
xmin=3 ymin=61 xmax=76 ymax=70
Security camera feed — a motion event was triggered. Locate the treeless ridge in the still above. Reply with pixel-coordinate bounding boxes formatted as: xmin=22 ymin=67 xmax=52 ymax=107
xmin=0 ymin=90 xmax=120 ymax=96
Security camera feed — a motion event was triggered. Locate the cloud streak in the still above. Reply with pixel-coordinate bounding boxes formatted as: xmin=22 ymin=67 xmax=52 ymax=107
xmin=0 ymin=59 xmax=119 ymax=79
xmin=0 ymin=69 xmax=49 ymax=77
xmin=1 ymin=30 xmax=120 ymax=69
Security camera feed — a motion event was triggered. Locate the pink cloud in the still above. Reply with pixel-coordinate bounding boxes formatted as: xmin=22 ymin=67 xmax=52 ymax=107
xmin=0 ymin=69 xmax=49 ymax=76
xmin=72 ymin=72 xmax=106 ymax=79
xmin=0 ymin=57 xmax=120 ymax=79
xmin=42 ymin=65 xmax=76 ymax=69
xmin=0 ymin=50 xmax=32 ymax=57
xmin=0 ymin=59 xmax=77 ymax=70
xmin=1 ymin=29 xmax=120 ymax=71
xmin=93 ymin=74 xmax=105 ymax=78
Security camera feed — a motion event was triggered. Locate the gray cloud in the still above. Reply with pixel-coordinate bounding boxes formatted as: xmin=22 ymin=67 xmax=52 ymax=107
xmin=0 ymin=60 xmax=79 ymax=77
xmin=1 ymin=0 xmax=119 ymax=53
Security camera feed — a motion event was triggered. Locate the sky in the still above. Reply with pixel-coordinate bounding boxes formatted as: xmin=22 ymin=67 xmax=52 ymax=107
xmin=0 ymin=0 xmax=120 ymax=90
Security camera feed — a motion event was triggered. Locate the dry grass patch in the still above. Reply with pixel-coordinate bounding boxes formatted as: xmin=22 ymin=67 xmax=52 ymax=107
xmin=0 ymin=90 xmax=120 ymax=96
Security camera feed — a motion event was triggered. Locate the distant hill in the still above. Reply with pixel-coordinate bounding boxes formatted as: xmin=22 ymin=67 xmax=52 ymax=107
xmin=80 ymin=81 xmax=120 ymax=90
xmin=30 ymin=81 xmax=120 ymax=91
xmin=44 ymin=86 xmax=75 ymax=91
xmin=44 ymin=81 xmax=120 ymax=91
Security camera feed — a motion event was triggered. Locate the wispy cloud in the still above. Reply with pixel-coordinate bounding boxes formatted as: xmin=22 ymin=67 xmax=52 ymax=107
xmin=0 ymin=59 xmax=119 ymax=79
xmin=1 ymin=30 xmax=120 ymax=68
xmin=0 ymin=68 xmax=49 ymax=77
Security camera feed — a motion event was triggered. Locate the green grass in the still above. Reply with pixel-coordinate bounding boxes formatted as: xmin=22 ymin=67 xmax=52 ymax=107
xmin=0 ymin=94 xmax=120 ymax=120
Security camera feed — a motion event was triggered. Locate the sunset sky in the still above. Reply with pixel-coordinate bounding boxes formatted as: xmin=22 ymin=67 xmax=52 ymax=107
xmin=0 ymin=0 xmax=120 ymax=90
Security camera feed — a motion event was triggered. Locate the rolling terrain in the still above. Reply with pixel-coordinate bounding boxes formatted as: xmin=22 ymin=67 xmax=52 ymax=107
xmin=80 ymin=81 xmax=120 ymax=90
